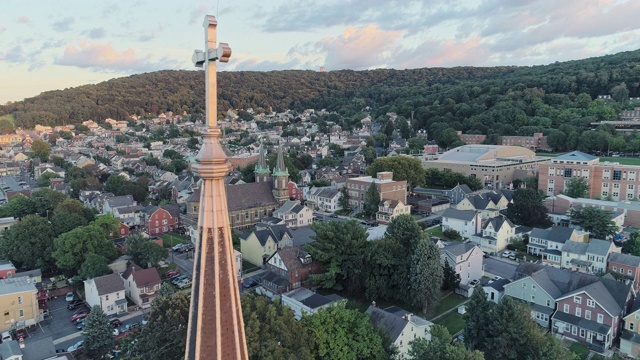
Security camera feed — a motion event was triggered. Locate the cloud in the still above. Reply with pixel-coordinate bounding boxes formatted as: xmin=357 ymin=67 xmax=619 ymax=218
xmin=17 ymin=16 xmax=31 ymax=24
xmin=0 ymin=26 xmax=5 ymax=34
xmin=0 ymin=45 xmax=27 ymax=63
xmin=189 ymin=4 xmax=209 ymax=24
xmin=85 ymin=28 xmax=106 ymax=39
xmin=56 ymin=41 xmax=183 ymax=73
xmin=52 ymin=17 xmax=74 ymax=32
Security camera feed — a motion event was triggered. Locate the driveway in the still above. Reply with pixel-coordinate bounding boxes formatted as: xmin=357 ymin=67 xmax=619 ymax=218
xmin=483 ymin=257 xmax=518 ymax=280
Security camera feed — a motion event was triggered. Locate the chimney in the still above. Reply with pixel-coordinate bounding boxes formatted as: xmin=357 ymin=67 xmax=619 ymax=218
xmin=371 ymin=301 xmax=376 ymax=308
xmin=403 ymin=313 xmax=412 ymax=321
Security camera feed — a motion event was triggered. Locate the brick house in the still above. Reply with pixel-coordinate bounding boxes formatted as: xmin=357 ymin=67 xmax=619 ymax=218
xmin=345 ymin=172 xmax=407 ymax=211
xmin=0 ymin=261 xmax=16 ymax=279
xmin=143 ymin=205 xmax=179 ymax=236
xmin=608 ymin=252 xmax=640 ymax=294
xmin=262 ymin=246 xmax=319 ymax=294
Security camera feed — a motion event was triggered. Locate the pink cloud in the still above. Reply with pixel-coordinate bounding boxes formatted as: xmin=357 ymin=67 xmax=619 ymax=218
xmin=317 ymin=25 xmax=405 ymax=70
xmin=17 ymin=16 xmax=31 ymax=24
xmin=397 ymin=36 xmax=490 ymax=68
xmin=56 ymin=41 xmax=180 ymax=72
xmin=0 ymin=26 xmax=5 ymax=33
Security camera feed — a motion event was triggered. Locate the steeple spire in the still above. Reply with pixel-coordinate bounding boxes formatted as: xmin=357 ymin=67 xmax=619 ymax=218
xmin=273 ymin=141 xmax=289 ymax=176
xmin=255 ymin=139 xmax=270 ymax=174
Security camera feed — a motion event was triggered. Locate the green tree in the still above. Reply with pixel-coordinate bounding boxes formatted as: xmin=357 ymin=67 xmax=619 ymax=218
xmin=410 ymin=238 xmax=443 ymax=313
xmin=484 ymin=297 xmax=533 ymax=360
xmin=104 ymin=174 xmax=128 ymax=194
xmin=0 ymin=117 xmax=15 ymax=134
xmin=463 ymin=287 xmax=493 ymax=352
xmin=156 ymin=282 xmax=176 ymax=299
xmin=37 ymin=172 xmax=59 ymax=187
xmin=306 ymin=221 xmax=368 ymax=294
xmin=385 ymin=214 xmax=423 ymax=250
xmin=0 ymin=214 xmax=55 ymax=271
xmin=53 ymin=224 xmax=118 ymax=275
xmin=505 ymin=188 xmax=552 ymax=228
xmin=569 ymin=206 xmax=618 ymax=239
xmin=623 ymin=232 xmax=640 ymax=256
xmin=55 ymin=198 xmax=95 ymax=222
xmin=78 ymin=254 xmax=112 ymax=281
xmin=363 ymin=183 xmax=381 ymax=219
xmin=364 ymin=237 xmax=407 ymax=302
xmin=366 ymin=156 xmax=424 ymax=188
xmin=339 ymin=186 xmax=350 ymax=213
xmin=51 ymin=212 xmax=88 ymax=236
xmin=6 ymin=195 xmax=35 ymax=219
xmin=126 ymin=234 xmax=169 ymax=268
xmin=127 ymin=292 xmax=190 ymax=360
xmin=31 ymin=188 xmax=66 ymax=217
xmin=564 ymin=177 xmax=590 ymax=198
xmin=242 ymin=294 xmax=314 ymax=360
xmin=302 ymin=301 xmax=387 ymax=360
xmin=408 ymin=325 xmax=484 ymax=360
xmin=91 ymin=214 xmax=121 ymax=239
xmin=442 ymin=259 xmax=461 ymax=291
xmin=83 ymin=305 xmax=114 ymax=359
xmin=31 ymin=139 xmax=51 ymax=162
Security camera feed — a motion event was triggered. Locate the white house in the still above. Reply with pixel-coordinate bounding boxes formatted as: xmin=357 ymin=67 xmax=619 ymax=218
xmin=470 ymin=216 xmax=516 ymax=254
xmin=561 ymin=239 xmax=620 ymax=274
xmin=483 ymin=278 xmax=511 ymax=304
xmin=84 ymin=273 xmax=127 ymax=316
xmin=367 ymin=305 xmax=433 ymax=359
xmin=440 ymin=242 xmax=484 ymax=286
xmin=121 ymin=264 xmax=162 ymax=309
xmin=527 ymin=227 xmax=588 ymax=268
xmin=441 ymin=208 xmax=481 ymax=239
xmin=306 ymin=187 xmax=341 ymax=212
xmin=273 ymin=200 xmax=314 ymax=228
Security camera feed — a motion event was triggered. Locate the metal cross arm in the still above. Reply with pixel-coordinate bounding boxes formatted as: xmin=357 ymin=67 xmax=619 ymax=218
xmin=192 ymin=44 xmax=232 ymax=67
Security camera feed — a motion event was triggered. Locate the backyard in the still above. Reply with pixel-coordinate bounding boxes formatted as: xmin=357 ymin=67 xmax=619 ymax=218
xmin=569 ymin=342 xmax=590 ymax=360
xmin=434 ymin=312 xmax=465 ymax=335
xmin=159 ymin=232 xmax=188 ymax=247
xmin=428 ymin=293 xmax=467 ymax=320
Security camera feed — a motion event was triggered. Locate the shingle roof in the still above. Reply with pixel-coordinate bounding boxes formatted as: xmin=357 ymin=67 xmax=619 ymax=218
xmin=530 ymin=226 xmax=576 ymax=244
xmin=105 ymin=195 xmax=135 ymax=208
xmin=486 ymin=278 xmax=511 ymax=291
xmin=484 ymin=216 xmax=514 ymax=232
xmin=442 ymin=242 xmax=476 ymax=257
xmin=122 ymin=264 xmax=161 ymax=287
xmin=609 ymin=252 xmax=640 ymax=267
xmin=225 ymin=182 xmax=278 ymax=212
xmin=92 ymin=273 xmax=124 ymax=295
xmin=442 ymin=208 xmax=477 ymax=221
xmin=466 ymin=195 xmax=491 ymax=210
xmin=564 ymin=239 xmax=613 ymax=256
xmin=275 ymin=246 xmax=312 ymax=272
xmin=367 ymin=306 xmax=409 ymax=341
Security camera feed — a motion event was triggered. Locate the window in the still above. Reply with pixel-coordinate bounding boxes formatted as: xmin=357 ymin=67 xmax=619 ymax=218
xmin=106 ymin=295 xmax=109 ymax=301
xmin=19 ymin=309 xmax=24 ymax=317
xmin=585 ymin=310 xmax=591 ymax=320
xmin=630 ymin=322 xmax=635 ymax=331
xmin=572 ymin=326 xmax=577 ymax=335
xmin=155 ymin=220 xmax=159 ymax=226
xmin=613 ymin=183 xmax=620 ymax=189
xmin=613 ymin=266 xmax=618 ymax=272
xmin=162 ymin=219 xmax=167 ymax=225
xmin=603 ymin=183 xmax=609 ymax=188
xmin=580 ymin=328 xmax=585 ymax=338
xmin=546 ymin=300 xmax=551 ymax=307
xmin=575 ymin=308 xmax=581 ymax=317
xmin=17 ymin=296 xmax=22 ymax=304
xmin=574 ymin=296 xmax=582 ymax=304
xmin=629 ymin=270 xmax=633 ymax=276
xmin=531 ymin=295 xmax=535 ymax=302
xmin=620 ymin=268 xmax=624 ymax=274
xmin=597 ymin=314 xmax=604 ymax=324
xmin=564 ymin=168 xmax=573 ymax=178
xmin=564 ymin=304 xmax=570 ymax=313
xmin=613 ymin=170 xmax=622 ymax=181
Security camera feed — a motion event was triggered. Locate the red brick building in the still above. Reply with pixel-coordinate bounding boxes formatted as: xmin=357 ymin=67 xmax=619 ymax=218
xmin=118 ymin=223 xmax=130 ymax=237
xmin=288 ymin=181 xmax=303 ymax=201
xmin=263 ymin=246 xmax=320 ymax=294
xmin=143 ymin=205 xmax=179 ymax=236
xmin=608 ymin=252 xmax=640 ymax=294
xmin=0 ymin=260 xmax=16 ymax=279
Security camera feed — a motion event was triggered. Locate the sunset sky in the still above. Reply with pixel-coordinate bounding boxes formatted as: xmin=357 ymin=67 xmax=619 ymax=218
xmin=1 ymin=0 xmax=640 ymax=104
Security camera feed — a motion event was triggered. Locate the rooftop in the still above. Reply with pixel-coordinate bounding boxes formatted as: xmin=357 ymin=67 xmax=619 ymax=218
xmin=0 ymin=276 xmax=37 ymax=296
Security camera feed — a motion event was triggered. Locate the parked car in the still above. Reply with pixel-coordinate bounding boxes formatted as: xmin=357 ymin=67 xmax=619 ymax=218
xmin=123 ymin=323 xmax=140 ymax=332
xmin=67 ymin=299 xmax=84 ymax=310
xmin=165 ymin=269 xmax=180 ymax=277
xmin=76 ymin=319 xmax=86 ymax=330
xmin=67 ymin=340 xmax=84 ymax=353
xmin=71 ymin=311 xmax=90 ymax=323
xmin=329 ymin=214 xmax=338 ymax=218
xmin=1 ymin=331 xmax=12 ymax=343
xmin=65 ymin=292 xmax=75 ymax=302
xmin=14 ymin=329 xmax=27 ymax=340
xmin=113 ymin=328 xmax=120 ymax=336
xmin=172 ymin=275 xmax=189 ymax=284
xmin=110 ymin=319 xmax=122 ymax=328
xmin=177 ymin=280 xmax=192 ymax=289
xmin=172 ymin=243 xmax=186 ymax=252
xmin=469 ymin=279 xmax=480 ymax=287
xmin=243 ymin=279 xmax=257 ymax=289
xmin=501 ymin=251 xmax=514 ymax=258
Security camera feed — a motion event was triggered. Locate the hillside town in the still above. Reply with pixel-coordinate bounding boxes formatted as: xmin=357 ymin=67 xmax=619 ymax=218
xmin=1 ymin=105 xmax=640 ymax=360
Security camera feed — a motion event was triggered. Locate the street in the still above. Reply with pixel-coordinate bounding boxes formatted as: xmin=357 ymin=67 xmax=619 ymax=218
xmin=483 ymin=257 xmax=518 ymax=280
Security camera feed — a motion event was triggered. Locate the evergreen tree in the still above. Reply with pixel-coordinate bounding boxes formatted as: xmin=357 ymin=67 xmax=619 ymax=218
xmin=409 ymin=238 xmax=443 ymax=313
xmin=505 ymin=188 xmax=552 ymax=228
xmin=385 ymin=214 xmax=423 ymax=251
xmin=363 ymin=183 xmax=380 ymax=219
xmin=484 ymin=297 xmax=532 ymax=360
xmin=463 ymin=287 xmax=493 ymax=352
xmin=408 ymin=325 xmax=485 ymax=360
xmin=156 ymin=282 xmax=176 ymax=299
xmin=442 ymin=259 xmax=461 ymax=291
xmin=83 ymin=305 xmax=114 ymax=359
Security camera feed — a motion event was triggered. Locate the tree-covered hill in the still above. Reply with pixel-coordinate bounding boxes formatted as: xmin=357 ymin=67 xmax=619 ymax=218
xmin=2 ymin=49 xmax=640 ymax=139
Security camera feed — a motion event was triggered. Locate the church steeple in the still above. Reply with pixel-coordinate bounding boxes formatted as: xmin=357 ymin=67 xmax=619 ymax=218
xmin=272 ymin=141 xmax=289 ymax=204
xmin=254 ymin=140 xmax=270 ymax=183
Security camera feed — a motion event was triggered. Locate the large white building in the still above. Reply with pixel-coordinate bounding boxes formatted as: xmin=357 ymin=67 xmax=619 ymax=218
xmin=84 ymin=273 xmax=127 ymax=316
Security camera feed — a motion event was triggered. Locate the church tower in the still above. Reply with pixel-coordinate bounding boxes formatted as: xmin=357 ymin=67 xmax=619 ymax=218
xmin=272 ymin=142 xmax=290 ymax=204
xmin=254 ymin=140 xmax=270 ymax=183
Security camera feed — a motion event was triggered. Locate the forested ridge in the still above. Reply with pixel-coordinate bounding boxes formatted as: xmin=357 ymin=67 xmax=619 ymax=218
xmin=2 ymin=49 xmax=640 ymax=142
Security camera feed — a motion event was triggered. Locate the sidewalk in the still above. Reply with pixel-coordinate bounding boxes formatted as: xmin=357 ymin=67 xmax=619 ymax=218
xmin=52 ymin=309 xmax=145 ymax=345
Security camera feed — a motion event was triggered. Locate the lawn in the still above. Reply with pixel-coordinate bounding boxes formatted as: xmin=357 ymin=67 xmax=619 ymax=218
xmin=601 ymin=157 xmax=640 ymax=166
xmin=429 ymin=293 xmax=467 ymax=319
xmin=434 ymin=312 xmax=465 ymax=335
xmin=569 ymin=342 xmax=590 ymax=360
xmin=159 ymin=232 xmax=188 ymax=247
xmin=425 ymin=226 xmax=445 ymax=238
xmin=242 ymin=260 xmax=260 ymax=274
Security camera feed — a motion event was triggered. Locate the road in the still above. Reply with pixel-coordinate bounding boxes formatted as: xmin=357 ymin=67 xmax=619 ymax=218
xmin=483 ymin=257 xmax=518 ymax=280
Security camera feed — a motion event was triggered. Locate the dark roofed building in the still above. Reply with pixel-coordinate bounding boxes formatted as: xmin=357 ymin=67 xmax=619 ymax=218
xmin=367 ymin=305 xmax=433 ymax=357
xmin=121 ymin=264 xmax=162 ymax=308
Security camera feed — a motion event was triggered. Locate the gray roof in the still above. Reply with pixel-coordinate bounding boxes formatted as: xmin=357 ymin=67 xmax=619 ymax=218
xmin=13 ymin=268 xmax=42 ymax=279
xmin=105 ymin=195 xmax=135 ymax=208
xmin=367 ymin=306 xmax=409 ymax=341
xmin=620 ymin=329 xmax=640 ymax=345
xmin=555 ymin=151 xmax=597 ymax=162
xmin=486 ymin=278 xmax=511 ymax=291
xmin=484 ymin=216 xmax=514 ymax=232
xmin=442 ymin=242 xmax=477 ymax=257
xmin=250 ymin=224 xmax=293 ymax=247
xmin=92 ymin=273 xmax=124 ymax=295
xmin=529 ymin=226 xmax=576 ymax=244
xmin=0 ymin=340 xmax=21 ymax=359
xmin=609 ymin=252 xmax=640 ymax=268
xmin=0 ymin=277 xmax=37 ymax=296
xmin=19 ymin=336 xmax=57 ymax=360
xmin=442 ymin=208 xmax=477 ymax=221
xmin=226 ymin=182 xmax=278 ymax=212
xmin=562 ymin=239 xmax=612 ymax=257
xmin=552 ymin=311 xmax=610 ymax=335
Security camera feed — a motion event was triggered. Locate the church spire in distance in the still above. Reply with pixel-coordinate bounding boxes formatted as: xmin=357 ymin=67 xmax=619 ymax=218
xmin=273 ymin=141 xmax=289 ymax=177
xmin=184 ymin=15 xmax=248 ymax=360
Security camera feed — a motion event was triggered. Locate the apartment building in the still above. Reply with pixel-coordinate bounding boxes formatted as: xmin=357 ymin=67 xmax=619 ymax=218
xmin=345 ymin=172 xmax=407 ymax=211
xmin=0 ymin=277 xmax=40 ymax=332
xmin=539 ymin=151 xmax=640 ymax=200
xmin=498 ymin=133 xmax=550 ymax=151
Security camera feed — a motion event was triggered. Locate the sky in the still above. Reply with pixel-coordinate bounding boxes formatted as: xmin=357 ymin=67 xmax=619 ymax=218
xmin=2 ymin=0 xmax=640 ymax=105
